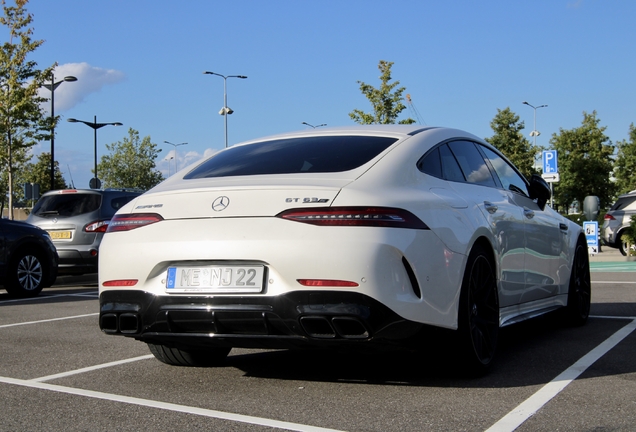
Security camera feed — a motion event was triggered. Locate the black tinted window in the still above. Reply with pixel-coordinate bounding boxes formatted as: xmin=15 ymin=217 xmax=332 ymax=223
xmin=32 ymin=194 xmax=101 ymax=217
xmin=447 ymin=141 xmax=496 ymax=187
xmin=480 ymin=146 xmax=529 ymax=196
xmin=439 ymin=144 xmax=465 ymax=182
xmin=418 ymin=147 xmax=442 ymax=178
xmin=110 ymin=195 xmax=138 ymax=211
xmin=184 ymin=136 xmax=398 ymax=179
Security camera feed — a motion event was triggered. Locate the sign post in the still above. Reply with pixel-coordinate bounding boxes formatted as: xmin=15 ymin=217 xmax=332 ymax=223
xmin=541 ymin=150 xmax=559 ymax=207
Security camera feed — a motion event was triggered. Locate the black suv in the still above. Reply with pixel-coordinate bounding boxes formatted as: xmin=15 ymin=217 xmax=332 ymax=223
xmin=0 ymin=218 xmax=58 ymax=297
xmin=27 ymin=189 xmax=143 ymax=275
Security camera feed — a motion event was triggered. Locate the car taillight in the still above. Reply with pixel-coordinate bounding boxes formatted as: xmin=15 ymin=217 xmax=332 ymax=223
xmin=85 ymin=220 xmax=110 ymax=233
xmin=276 ymin=207 xmax=429 ymax=229
xmin=106 ymin=213 xmax=163 ymax=232
xmin=102 ymin=279 xmax=138 ymax=287
xmin=604 ymin=214 xmax=615 ymax=220
xmin=297 ymin=279 xmax=359 ymax=287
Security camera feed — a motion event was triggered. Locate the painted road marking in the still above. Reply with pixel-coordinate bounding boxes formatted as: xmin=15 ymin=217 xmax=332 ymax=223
xmin=486 ymin=317 xmax=636 ymax=432
xmin=0 ymin=376 xmax=345 ymax=432
xmin=0 ymin=313 xmax=99 ymax=329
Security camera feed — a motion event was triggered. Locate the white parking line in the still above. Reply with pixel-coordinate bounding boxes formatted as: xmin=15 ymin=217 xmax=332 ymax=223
xmin=486 ymin=317 xmax=636 ymax=432
xmin=0 ymin=313 xmax=99 ymax=329
xmin=0 ymin=291 xmax=98 ymax=304
xmin=32 ymin=355 xmax=156 ymax=382
xmin=0 ymin=375 xmax=345 ymax=432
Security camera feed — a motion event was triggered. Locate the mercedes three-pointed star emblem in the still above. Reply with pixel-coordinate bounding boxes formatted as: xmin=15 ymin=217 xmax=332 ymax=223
xmin=212 ymin=196 xmax=230 ymax=212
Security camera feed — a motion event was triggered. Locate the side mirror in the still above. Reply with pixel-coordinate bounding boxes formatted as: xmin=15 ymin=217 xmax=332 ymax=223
xmin=529 ymin=174 xmax=551 ymax=210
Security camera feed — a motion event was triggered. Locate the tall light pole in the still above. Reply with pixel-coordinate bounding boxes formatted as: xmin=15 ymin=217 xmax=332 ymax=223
xmin=203 ymin=71 xmax=247 ymax=148
xmin=523 ymin=101 xmax=550 ymax=205
xmin=163 ymin=141 xmax=188 ymax=173
xmin=67 ymin=116 xmax=123 ymax=189
xmin=522 ymin=101 xmax=548 ymax=148
xmin=302 ymin=122 xmax=327 ymax=128
xmin=41 ymin=74 xmax=77 ymax=190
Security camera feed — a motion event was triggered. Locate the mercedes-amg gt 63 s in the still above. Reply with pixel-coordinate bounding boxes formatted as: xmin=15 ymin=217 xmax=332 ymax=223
xmin=98 ymin=125 xmax=591 ymax=374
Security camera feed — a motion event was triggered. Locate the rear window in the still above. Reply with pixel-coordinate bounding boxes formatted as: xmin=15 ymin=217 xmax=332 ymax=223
xmin=32 ymin=194 xmax=101 ymax=218
xmin=610 ymin=196 xmax=636 ymax=211
xmin=184 ymin=136 xmax=398 ymax=179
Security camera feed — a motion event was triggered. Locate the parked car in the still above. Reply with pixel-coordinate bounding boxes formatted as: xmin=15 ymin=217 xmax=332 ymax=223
xmin=602 ymin=190 xmax=636 ymax=255
xmin=0 ymin=218 xmax=58 ymax=297
xmin=98 ymin=126 xmax=590 ymax=375
xmin=27 ymin=189 xmax=143 ymax=275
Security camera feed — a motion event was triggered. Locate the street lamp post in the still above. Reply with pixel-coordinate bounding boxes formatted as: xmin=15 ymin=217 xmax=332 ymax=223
xmin=203 ymin=71 xmax=247 ymax=148
xmin=67 ymin=116 xmax=123 ymax=189
xmin=163 ymin=141 xmax=188 ymax=173
xmin=41 ymin=74 xmax=77 ymax=190
xmin=522 ymin=101 xmax=548 ymax=148
xmin=523 ymin=100 xmax=549 ymax=204
xmin=302 ymin=122 xmax=327 ymax=128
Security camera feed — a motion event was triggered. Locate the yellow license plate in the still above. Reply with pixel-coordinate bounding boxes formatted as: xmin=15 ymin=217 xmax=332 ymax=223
xmin=49 ymin=230 xmax=72 ymax=240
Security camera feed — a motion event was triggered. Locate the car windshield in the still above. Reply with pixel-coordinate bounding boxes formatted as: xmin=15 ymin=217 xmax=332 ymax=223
xmin=32 ymin=193 xmax=101 ymax=217
xmin=184 ymin=135 xmax=398 ymax=179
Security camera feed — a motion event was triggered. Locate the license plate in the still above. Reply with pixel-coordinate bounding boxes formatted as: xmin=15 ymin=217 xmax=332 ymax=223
xmin=49 ymin=230 xmax=72 ymax=240
xmin=166 ymin=265 xmax=264 ymax=293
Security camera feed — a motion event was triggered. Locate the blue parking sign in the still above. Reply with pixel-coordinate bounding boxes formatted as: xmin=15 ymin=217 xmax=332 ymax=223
xmin=543 ymin=150 xmax=558 ymax=174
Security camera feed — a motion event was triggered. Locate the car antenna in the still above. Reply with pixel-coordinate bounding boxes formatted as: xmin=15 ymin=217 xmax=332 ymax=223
xmin=67 ymin=164 xmax=75 ymax=188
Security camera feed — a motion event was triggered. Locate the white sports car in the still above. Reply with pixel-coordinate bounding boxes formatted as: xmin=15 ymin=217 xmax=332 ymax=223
xmin=98 ymin=125 xmax=590 ymax=374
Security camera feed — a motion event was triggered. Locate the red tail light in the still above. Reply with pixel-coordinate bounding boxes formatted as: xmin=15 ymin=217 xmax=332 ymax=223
xmin=85 ymin=220 xmax=110 ymax=233
xmin=277 ymin=207 xmax=429 ymax=229
xmin=604 ymin=214 xmax=615 ymax=221
xmin=297 ymin=279 xmax=359 ymax=287
xmin=102 ymin=279 xmax=138 ymax=287
xmin=106 ymin=213 xmax=164 ymax=232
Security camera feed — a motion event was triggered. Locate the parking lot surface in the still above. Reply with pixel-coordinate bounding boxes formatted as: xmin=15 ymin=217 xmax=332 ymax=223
xmin=1 ymin=261 xmax=635 ymax=431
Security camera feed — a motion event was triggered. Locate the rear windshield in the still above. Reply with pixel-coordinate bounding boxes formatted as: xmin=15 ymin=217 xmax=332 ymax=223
xmin=610 ymin=196 xmax=636 ymax=211
xmin=32 ymin=193 xmax=101 ymax=218
xmin=184 ymin=136 xmax=398 ymax=179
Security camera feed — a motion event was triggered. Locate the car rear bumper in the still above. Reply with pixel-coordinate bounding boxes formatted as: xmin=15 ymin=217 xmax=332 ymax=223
xmin=99 ymin=290 xmax=426 ymax=351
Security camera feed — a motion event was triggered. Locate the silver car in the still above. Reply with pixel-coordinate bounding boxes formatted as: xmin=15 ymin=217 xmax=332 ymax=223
xmin=602 ymin=190 xmax=636 ymax=255
xmin=27 ymin=189 xmax=142 ymax=274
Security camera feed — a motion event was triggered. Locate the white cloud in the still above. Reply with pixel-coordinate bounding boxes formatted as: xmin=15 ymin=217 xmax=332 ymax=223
xmin=39 ymin=62 xmax=125 ymax=112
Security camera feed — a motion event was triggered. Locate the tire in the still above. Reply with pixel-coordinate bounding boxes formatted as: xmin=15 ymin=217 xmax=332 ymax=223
xmin=618 ymin=234 xmax=628 ymax=256
xmin=563 ymin=238 xmax=591 ymax=326
xmin=147 ymin=343 xmax=231 ymax=367
xmin=4 ymin=248 xmax=47 ymax=298
xmin=456 ymin=244 xmax=499 ymax=376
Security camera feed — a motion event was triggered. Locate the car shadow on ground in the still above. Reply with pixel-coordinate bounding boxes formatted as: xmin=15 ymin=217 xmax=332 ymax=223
xmin=0 ymin=287 xmax=98 ymax=306
xmin=224 ymin=313 xmax=635 ymax=388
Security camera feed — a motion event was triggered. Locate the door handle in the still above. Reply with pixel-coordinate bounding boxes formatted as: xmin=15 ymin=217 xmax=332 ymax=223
xmin=484 ymin=201 xmax=498 ymax=214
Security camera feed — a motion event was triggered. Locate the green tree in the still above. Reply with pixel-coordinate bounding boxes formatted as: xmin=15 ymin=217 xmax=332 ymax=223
xmin=349 ymin=60 xmax=415 ymax=125
xmin=97 ymin=128 xmax=164 ymax=190
xmin=613 ymin=123 xmax=636 ymax=195
xmin=550 ymin=111 xmax=616 ymax=210
xmin=485 ymin=107 xmax=540 ymax=180
xmin=0 ymin=0 xmax=52 ymax=219
xmin=20 ymin=151 xmax=68 ymax=195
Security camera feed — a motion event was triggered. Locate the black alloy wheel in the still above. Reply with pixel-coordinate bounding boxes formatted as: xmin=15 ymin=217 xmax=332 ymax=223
xmin=5 ymin=249 xmax=46 ymax=297
xmin=457 ymin=244 xmax=499 ymax=376
xmin=563 ymin=238 xmax=591 ymax=326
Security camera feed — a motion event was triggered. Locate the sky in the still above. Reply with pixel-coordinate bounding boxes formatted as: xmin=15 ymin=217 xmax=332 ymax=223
xmin=15 ymin=0 xmax=636 ymax=189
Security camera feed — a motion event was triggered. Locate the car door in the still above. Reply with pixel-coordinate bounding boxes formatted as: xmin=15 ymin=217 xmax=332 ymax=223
xmin=479 ymin=146 xmax=563 ymax=303
xmin=442 ymin=141 xmax=528 ymax=307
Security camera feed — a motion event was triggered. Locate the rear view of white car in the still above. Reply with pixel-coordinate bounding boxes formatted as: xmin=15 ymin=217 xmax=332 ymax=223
xmin=98 ymin=125 xmax=590 ymax=375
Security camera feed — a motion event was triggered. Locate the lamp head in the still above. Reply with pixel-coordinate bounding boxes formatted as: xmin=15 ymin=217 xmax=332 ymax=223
xmin=64 ymin=76 xmax=78 ymax=82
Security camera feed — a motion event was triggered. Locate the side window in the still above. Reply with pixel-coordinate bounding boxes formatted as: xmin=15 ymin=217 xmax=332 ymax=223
xmin=480 ymin=146 xmax=530 ymax=197
xmin=439 ymin=144 xmax=465 ymax=182
xmin=447 ymin=141 xmax=496 ymax=187
xmin=418 ymin=147 xmax=442 ymax=178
